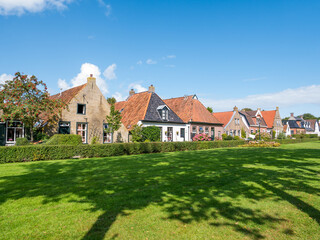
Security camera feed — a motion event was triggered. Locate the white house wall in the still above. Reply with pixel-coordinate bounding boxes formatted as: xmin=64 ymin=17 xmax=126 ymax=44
xmin=140 ymin=121 xmax=189 ymax=142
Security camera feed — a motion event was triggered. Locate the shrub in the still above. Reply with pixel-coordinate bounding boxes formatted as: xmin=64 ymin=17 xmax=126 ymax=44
xmin=193 ymin=133 xmax=211 ymax=141
xmin=141 ymin=126 xmax=161 ymax=142
xmin=222 ymin=134 xmax=233 ymax=141
xmin=272 ymin=130 xmax=276 ymax=139
xmin=91 ymin=136 xmax=99 ymax=145
xmin=15 ymin=138 xmax=30 ymax=146
xmin=131 ymin=124 xmax=143 ymax=142
xmin=241 ymin=128 xmax=246 ymax=139
xmin=1 ymin=138 xmax=318 ymax=164
xmin=239 ymin=141 xmax=281 ymax=148
xmin=233 ymin=136 xmax=240 ymax=140
xmin=45 ymin=134 xmax=82 ymax=146
xmin=254 ymin=132 xmax=271 ymax=141
xmin=277 ymin=132 xmax=286 ymax=139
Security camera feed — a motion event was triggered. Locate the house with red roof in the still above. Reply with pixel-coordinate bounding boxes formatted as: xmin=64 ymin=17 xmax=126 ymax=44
xmin=164 ymin=95 xmax=223 ymax=140
xmin=115 ymin=85 xmax=186 ymax=142
xmin=261 ymin=107 xmax=283 ymax=138
xmin=239 ymin=108 xmax=268 ymax=137
xmin=212 ymin=106 xmax=250 ymax=138
xmin=49 ymin=75 xmax=129 ymax=144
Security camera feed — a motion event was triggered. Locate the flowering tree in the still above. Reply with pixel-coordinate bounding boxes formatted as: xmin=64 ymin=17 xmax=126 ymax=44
xmin=0 ymin=72 xmax=67 ymax=142
xmin=192 ymin=133 xmax=211 ymax=141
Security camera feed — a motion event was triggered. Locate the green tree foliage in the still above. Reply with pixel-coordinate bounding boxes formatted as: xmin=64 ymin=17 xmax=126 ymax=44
xmin=0 ymin=72 xmax=67 ymax=142
xmin=272 ymin=130 xmax=276 ymax=139
xmin=241 ymin=108 xmax=253 ymax=111
xmin=241 ymin=128 xmax=246 ymax=138
xmin=105 ymin=98 xmax=122 ymax=143
xmin=131 ymin=124 xmax=143 ymax=142
xmin=206 ymin=107 xmax=213 ymax=113
xmin=255 ymin=132 xmax=271 ymax=141
xmin=282 ymin=117 xmax=289 ymax=121
xmin=277 ymin=132 xmax=286 ymax=139
xmin=222 ymin=133 xmax=233 ymax=140
xmin=141 ymin=126 xmax=161 ymax=142
xmin=302 ymin=113 xmax=317 ymax=120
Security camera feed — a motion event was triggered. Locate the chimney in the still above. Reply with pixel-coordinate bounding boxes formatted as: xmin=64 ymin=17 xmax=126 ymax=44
xmin=148 ymin=84 xmax=155 ymax=93
xmin=257 ymin=108 xmax=261 ymax=111
xmin=290 ymin=113 xmax=294 ymax=117
xmin=129 ymin=89 xmax=135 ymax=97
xmin=87 ymin=74 xmax=96 ymax=86
xmin=233 ymin=106 xmax=238 ymax=112
xmin=276 ymin=106 xmax=279 ymax=111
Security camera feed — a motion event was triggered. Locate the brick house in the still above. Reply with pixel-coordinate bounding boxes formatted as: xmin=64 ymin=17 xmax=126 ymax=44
xmin=0 ymin=114 xmax=24 ymax=146
xmin=115 ymin=86 xmax=186 ymax=142
xmin=261 ymin=107 xmax=283 ymax=138
xmin=240 ymin=108 xmax=268 ymax=136
xmin=212 ymin=106 xmax=250 ymax=138
xmin=164 ymin=95 xmax=223 ymax=140
xmin=49 ymin=75 xmax=129 ymax=144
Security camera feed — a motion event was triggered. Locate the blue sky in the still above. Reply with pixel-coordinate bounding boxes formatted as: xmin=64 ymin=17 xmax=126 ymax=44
xmin=0 ymin=0 xmax=319 ymax=117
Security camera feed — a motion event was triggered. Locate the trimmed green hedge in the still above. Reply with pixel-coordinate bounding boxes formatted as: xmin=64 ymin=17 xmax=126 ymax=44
xmin=0 ymin=140 xmax=245 ymax=163
xmin=0 ymin=138 xmax=318 ymax=164
xmin=45 ymin=134 xmax=82 ymax=146
xmin=274 ymin=138 xmax=319 ymax=144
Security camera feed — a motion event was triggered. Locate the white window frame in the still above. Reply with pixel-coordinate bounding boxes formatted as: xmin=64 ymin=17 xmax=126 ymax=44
xmin=76 ymin=123 xmax=87 ymax=144
xmin=6 ymin=121 xmax=24 ymax=144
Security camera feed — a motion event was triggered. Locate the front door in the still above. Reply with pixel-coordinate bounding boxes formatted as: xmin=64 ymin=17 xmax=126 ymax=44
xmin=0 ymin=123 xmax=5 ymax=146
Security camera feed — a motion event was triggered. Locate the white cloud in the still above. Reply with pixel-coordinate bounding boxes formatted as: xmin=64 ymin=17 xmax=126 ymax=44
xmin=57 ymin=78 xmax=70 ymax=91
xmin=202 ymin=85 xmax=320 ymax=112
xmin=112 ymin=92 xmax=126 ymax=102
xmin=128 ymin=83 xmax=147 ymax=93
xmin=146 ymin=59 xmax=157 ymax=65
xmin=0 ymin=0 xmax=74 ymax=16
xmin=97 ymin=0 xmax=111 ymax=16
xmin=0 ymin=73 xmax=14 ymax=84
xmin=103 ymin=63 xmax=117 ymax=80
xmin=58 ymin=63 xmax=110 ymax=94
xmin=136 ymin=60 xmax=142 ymax=65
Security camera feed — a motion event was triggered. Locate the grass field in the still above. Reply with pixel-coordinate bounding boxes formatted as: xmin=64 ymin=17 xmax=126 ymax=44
xmin=0 ymin=141 xmax=320 ymax=239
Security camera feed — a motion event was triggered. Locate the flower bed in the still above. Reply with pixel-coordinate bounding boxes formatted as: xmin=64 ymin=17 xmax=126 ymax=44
xmin=239 ymin=141 xmax=281 ymax=148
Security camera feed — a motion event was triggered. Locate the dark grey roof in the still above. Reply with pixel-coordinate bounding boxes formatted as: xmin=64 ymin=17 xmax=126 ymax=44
xmin=144 ymin=93 xmax=184 ymax=123
xmin=239 ymin=111 xmax=268 ymax=127
xmin=287 ymin=120 xmax=301 ymax=129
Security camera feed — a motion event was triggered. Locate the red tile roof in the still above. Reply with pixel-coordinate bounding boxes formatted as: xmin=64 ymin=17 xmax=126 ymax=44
xmin=164 ymin=95 xmax=222 ymax=125
xmin=50 ymin=84 xmax=87 ymax=104
xmin=212 ymin=111 xmax=234 ymax=127
xmin=115 ymin=92 xmax=152 ymax=130
xmin=261 ymin=110 xmax=276 ymax=128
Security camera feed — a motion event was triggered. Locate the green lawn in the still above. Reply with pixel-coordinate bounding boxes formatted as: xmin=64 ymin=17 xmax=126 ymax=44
xmin=1 ymin=141 xmax=320 ymax=240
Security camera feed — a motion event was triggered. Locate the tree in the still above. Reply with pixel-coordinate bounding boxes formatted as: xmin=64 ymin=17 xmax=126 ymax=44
xmin=241 ymin=108 xmax=252 ymax=111
xmin=142 ymin=126 xmax=161 ymax=142
xmin=206 ymin=107 xmax=213 ymax=113
xmin=302 ymin=113 xmax=317 ymax=120
xmin=131 ymin=124 xmax=143 ymax=142
xmin=241 ymin=128 xmax=246 ymax=138
xmin=0 ymin=72 xmax=66 ymax=142
xmin=105 ymin=97 xmax=122 ymax=143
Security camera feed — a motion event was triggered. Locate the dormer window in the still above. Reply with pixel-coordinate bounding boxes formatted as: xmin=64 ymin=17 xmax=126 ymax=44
xmin=162 ymin=109 xmax=168 ymax=120
xmin=77 ymin=104 xmax=86 ymax=115
xmin=157 ymin=105 xmax=169 ymax=121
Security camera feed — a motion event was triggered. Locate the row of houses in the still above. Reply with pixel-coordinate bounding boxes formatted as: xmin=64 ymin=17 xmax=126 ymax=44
xmin=283 ymin=113 xmax=320 ymax=136
xmin=0 ymin=75 xmax=319 ymax=145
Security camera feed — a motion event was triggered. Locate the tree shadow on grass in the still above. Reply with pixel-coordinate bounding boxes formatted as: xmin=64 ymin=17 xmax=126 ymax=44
xmin=0 ymin=147 xmax=320 ymax=239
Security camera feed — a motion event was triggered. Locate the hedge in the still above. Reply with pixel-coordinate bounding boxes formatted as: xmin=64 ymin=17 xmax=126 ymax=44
xmin=0 ymin=140 xmax=246 ymax=163
xmin=45 ymin=134 xmax=83 ymax=146
xmin=0 ymin=138 xmax=318 ymax=164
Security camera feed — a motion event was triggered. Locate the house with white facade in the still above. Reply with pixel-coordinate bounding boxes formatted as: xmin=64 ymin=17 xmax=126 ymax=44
xmin=115 ymin=85 xmax=187 ymax=142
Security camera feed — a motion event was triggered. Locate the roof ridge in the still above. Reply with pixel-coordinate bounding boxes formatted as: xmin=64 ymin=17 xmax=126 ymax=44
xmin=142 ymin=92 xmax=152 ymax=120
